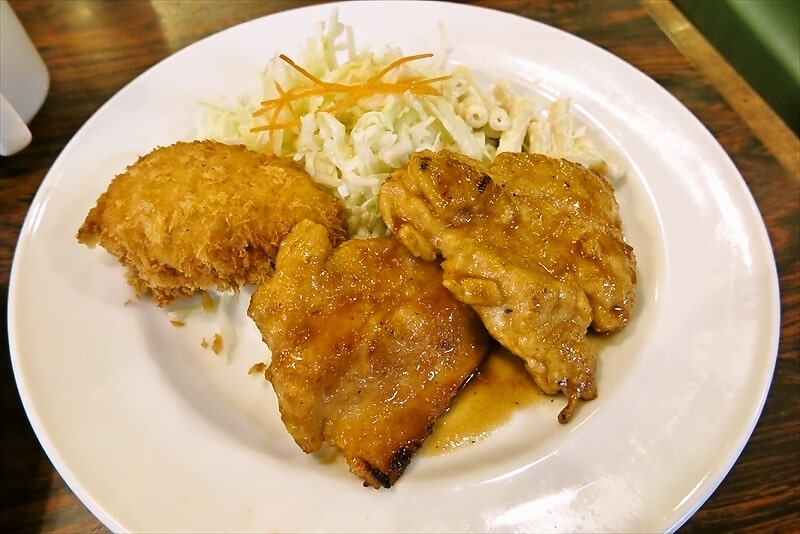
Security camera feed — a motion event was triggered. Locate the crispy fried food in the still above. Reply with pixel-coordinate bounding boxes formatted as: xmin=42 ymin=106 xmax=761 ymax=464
xmin=378 ymin=149 xmax=637 ymax=423
xmin=248 ymin=219 xmax=490 ymax=488
xmin=76 ymin=140 xmax=346 ymax=305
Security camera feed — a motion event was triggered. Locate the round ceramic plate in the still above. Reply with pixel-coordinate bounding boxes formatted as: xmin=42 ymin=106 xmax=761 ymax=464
xmin=8 ymin=2 xmax=779 ymax=532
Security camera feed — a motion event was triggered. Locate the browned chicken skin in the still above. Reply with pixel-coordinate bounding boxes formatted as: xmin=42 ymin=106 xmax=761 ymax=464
xmin=77 ymin=140 xmax=347 ymax=305
xmin=247 ymin=220 xmax=490 ymax=488
xmin=378 ymin=149 xmax=636 ymax=423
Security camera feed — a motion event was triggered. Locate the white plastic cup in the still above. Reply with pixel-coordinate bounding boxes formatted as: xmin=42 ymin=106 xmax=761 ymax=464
xmin=1 ymin=0 xmax=49 ymax=156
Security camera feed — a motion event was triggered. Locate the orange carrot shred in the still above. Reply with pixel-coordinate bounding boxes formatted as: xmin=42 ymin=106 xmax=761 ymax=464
xmin=250 ymin=52 xmax=450 ymax=137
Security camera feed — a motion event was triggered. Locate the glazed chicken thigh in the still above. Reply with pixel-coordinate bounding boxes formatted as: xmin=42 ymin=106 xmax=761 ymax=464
xmin=379 ymin=149 xmax=636 ymax=423
xmin=248 ymin=219 xmax=490 ymax=487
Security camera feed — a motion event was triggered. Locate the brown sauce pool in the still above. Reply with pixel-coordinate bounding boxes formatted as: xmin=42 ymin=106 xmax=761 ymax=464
xmin=423 ymin=333 xmax=613 ymax=455
xmin=423 ymin=345 xmax=546 ymax=455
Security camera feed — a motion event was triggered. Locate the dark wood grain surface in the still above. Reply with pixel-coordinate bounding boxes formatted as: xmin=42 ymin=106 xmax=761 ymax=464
xmin=2 ymin=1 xmax=797 ymax=532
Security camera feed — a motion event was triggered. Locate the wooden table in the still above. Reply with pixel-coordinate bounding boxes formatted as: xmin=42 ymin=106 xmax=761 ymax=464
xmin=2 ymin=1 xmax=797 ymax=532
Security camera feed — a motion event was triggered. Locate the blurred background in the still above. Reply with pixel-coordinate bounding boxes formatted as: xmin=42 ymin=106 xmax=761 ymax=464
xmin=675 ymin=0 xmax=799 ymax=135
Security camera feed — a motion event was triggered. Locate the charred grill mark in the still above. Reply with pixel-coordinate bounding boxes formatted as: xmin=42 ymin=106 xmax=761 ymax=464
xmin=361 ymin=444 xmax=416 ymax=489
xmin=418 ymin=156 xmax=431 ymax=171
xmin=390 ymin=445 xmax=414 ymax=475
xmin=363 ymin=462 xmax=393 ymax=488
xmin=477 ymin=173 xmax=492 ymax=193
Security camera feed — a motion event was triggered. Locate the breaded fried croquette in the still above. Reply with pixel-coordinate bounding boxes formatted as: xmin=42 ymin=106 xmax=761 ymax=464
xmin=77 ymin=140 xmax=347 ymax=305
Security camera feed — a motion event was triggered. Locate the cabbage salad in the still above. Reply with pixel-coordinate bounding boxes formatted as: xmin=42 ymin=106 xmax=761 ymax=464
xmin=198 ymin=9 xmax=622 ymax=237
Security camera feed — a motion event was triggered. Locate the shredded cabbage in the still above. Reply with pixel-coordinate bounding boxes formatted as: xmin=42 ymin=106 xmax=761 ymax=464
xmin=197 ymin=9 xmax=623 ymax=238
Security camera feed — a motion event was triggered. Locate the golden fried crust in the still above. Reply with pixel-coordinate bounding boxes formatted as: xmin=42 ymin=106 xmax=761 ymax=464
xmin=378 ymin=149 xmax=637 ymax=423
xmin=76 ymin=140 xmax=347 ymax=305
xmin=248 ymin=220 xmax=490 ymax=488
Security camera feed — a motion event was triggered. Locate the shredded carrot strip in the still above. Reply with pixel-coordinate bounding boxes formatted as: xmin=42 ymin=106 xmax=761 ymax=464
xmin=370 ymin=53 xmax=435 ymax=82
xmin=277 ymin=54 xmax=340 ymax=88
xmin=322 ymin=78 xmax=447 ymax=114
xmin=276 ymin=82 xmax=302 ymax=124
xmin=250 ymin=52 xmax=450 ymax=135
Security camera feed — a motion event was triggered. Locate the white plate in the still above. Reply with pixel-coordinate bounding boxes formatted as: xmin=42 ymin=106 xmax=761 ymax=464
xmin=8 ymin=2 xmax=780 ymax=532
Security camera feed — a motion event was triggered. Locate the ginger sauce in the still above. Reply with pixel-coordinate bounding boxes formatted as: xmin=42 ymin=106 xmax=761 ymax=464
xmin=423 ymin=346 xmax=545 ymax=455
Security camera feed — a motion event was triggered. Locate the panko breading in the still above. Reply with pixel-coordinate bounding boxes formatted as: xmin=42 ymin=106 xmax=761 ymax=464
xmin=248 ymin=220 xmax=490 ymax=488
xmin=379 ymin=149 xmax=636 ymax=423
xmin=77 ymin=140 xmax=347 ymax=305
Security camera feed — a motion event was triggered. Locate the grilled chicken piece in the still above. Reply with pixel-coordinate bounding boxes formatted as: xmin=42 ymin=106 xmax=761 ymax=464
xmin=77 ymin=140 xmax=347 ymax=305
xmin=248 ymin=220 xmax=490 ymax=488
xmin=378 ymin=149 xmax=636 ymax=423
